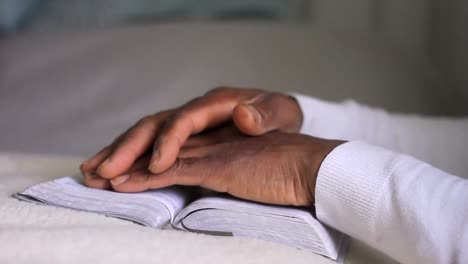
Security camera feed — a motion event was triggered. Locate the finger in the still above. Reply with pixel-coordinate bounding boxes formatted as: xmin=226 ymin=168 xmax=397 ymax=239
xmin=83 ymin=172 xmax=112 ymax=190
xmin=121 ymin=154 xmax=152 ymax=173
xmin=149 ymin=88 xmax=260 ymax=173
xmin=90 ymin=155 xmax=150 ymax=189
xmin=233 ymin=93 xmax=301 ymax=136
xmin=183 ymin=126 xmax=243 ymax=148
xmin=182 ymin=134 xmax=222 ymax=149
xmin=97 ymin=112 xmax=171 ymax=179
xmin=111 ymin=157 xmax=212 ymax=193
xmin=80 ymin=146 xmax=113 ymax=174
xmin=80 ymin=128 xmax=130 ymax=174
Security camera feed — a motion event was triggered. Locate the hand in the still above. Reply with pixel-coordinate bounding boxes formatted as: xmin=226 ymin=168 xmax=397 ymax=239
xmin=97 ymin=131 xmax=344 ymax=207
xmin=80 ymin=87 xmax=303 ymax=188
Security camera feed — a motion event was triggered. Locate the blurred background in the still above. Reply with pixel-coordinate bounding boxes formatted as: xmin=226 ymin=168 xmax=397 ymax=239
xmin=1 ymin=0 xmax=467 ymax=155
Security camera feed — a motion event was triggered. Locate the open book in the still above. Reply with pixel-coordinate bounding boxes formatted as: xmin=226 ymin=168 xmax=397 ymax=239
xmin=15 ymin=176 xmax=348 ymax=261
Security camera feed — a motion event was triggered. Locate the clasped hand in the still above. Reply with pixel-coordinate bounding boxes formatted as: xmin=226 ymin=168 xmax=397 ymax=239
xmin=81 ymin=87 xmax=343 ymax=206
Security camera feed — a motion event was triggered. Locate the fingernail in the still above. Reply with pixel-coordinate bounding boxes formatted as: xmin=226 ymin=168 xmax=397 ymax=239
xmin=97 ymin=159 xmax=110 ymax=174
xmin=111 ymin=175 xmax=130 ymax=185
xmin=149 ymin=151 xmax=159 ymax=172
xmin=152 ymin=150 xmax=159 ymax=162
xmin=245 ymin=104 xmax=261 ymax=123
xmin=149 ymin=162 xmax=157 ymax=173
xmin=96 ymin=165 xmax=103 ymax=175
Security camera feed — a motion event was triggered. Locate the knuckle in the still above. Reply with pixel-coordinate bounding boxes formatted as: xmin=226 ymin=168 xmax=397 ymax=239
xmin=136 ymin=115 xmax=155 ymax=127
xmin=171 ymin=111 xmax=189 ymax=123
xmin=173 ymin=158 xmax=186 ymax=171
xmin=165 ymin=111 xmax=194 ymax=133
xmin=255 ymin=93 xmax=280 ymax=117
xmin=163 ymin=112 xmax=180 ymax=127
xmin=270 ymin=92 xmax=288 ymax=105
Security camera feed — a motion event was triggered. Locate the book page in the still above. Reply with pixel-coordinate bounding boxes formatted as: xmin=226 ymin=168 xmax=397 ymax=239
xmin=174 ymin=195 xmax=346 ymax=260
xmin=16 ymin=176 xmax=191 ymax=227
xmin=177 ymin=195 xmax=315 ymax=219
xmin=136 ymin=186 xmax=191 ymax=221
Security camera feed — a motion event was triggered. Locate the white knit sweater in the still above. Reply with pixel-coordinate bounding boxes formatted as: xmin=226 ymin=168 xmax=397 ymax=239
xmin=293 ymin=94 xmax=468 ymax=264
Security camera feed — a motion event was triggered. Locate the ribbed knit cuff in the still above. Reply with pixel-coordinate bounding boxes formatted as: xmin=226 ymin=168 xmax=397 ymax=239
xmin=289 ymin=93 xmax=357 ymax=140
xmin=315 ymin=141 xmax=397 ymax=237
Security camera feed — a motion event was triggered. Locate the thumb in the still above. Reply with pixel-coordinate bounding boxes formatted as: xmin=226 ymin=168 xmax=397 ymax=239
xmin=232 ymin=93 xmax=302 ymax=136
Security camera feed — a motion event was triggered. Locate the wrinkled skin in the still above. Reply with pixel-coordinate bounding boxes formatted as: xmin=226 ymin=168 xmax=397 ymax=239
xmin=81 ymin=87 xmax=344 ymax=206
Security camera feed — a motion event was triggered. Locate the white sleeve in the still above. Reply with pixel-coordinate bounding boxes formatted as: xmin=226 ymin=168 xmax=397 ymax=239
xmin=291 ymin=93 xmax=468 ymax=176
xmin=315 ymin=142 xmax=468 ymax=264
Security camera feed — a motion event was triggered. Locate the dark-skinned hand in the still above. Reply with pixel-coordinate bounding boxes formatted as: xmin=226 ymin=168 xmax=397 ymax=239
xmin=80 ymin=87 xmax=344 ymax=206
xmin=81 ymin=87 xmax=302 ymax=186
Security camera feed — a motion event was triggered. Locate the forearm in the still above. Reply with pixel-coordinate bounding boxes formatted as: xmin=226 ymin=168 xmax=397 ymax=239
xmin=292 ymin=93 xmax=468 ymax=176
xmin=315 ymin=142 xmax=468 ymax=264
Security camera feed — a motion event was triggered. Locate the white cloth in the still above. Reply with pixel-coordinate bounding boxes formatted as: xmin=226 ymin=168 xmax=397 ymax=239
xmin=0 ymin=153 xmax=397 ymax=264
xmin=293 ymin=94 xmax=468 ymax=264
